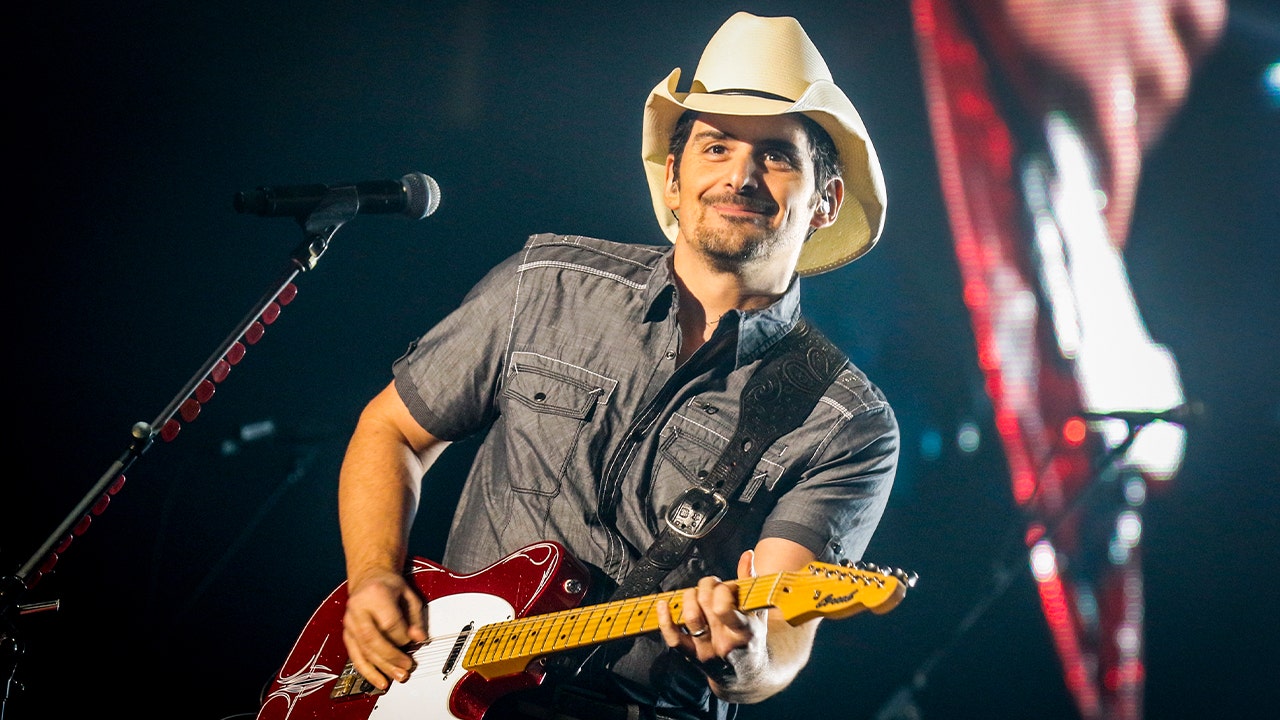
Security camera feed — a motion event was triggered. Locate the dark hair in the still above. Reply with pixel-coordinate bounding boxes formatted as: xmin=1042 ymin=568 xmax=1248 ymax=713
xmin=667 ymin=109 xmax=842 ymax=193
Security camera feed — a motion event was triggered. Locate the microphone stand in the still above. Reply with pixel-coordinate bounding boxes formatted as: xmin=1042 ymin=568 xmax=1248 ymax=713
xmin=0 ymin=186 xmax=364 ymax=718
xmin=872 ymin=419 xmax=1150 ymax=720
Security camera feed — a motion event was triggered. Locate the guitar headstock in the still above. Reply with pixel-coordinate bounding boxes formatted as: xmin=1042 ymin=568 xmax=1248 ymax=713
xmin=770 ymin=560 xmax=917 ymax=625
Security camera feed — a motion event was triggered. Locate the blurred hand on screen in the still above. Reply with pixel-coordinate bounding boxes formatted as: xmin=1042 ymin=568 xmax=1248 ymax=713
xmin=968 ymin=0 xmax=1227 ymax=245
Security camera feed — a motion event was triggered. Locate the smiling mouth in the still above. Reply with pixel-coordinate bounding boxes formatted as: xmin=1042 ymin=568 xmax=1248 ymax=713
xmin=705 ymin=196 xmax=775 ymax=217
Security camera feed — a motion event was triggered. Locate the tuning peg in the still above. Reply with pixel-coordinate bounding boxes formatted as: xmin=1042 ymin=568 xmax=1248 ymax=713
xmin=892 ymin=568 xmax=919 ymax=587
xmin=842 ymin=559 xmax=918 ymax=588
xmin=855 ymin=560 xmax=885 ymax=574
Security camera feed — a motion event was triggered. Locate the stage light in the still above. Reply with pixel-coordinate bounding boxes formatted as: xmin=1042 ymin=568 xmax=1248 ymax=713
xmin=1264 ymin=62 xmax=1279 ymax=109
xmin=956 ymin=420 xmax=981 ymax=453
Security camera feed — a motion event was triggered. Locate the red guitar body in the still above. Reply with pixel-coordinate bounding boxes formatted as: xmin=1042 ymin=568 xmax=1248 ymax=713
xmin=255 ymin=541 xmax=591 ymax=720
xmin=255 ymin=539 xmax=911 ymax=719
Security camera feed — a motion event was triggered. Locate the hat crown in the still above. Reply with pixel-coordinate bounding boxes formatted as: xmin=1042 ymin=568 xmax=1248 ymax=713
xmin=690 ymin=12 xmax=833 ymax=101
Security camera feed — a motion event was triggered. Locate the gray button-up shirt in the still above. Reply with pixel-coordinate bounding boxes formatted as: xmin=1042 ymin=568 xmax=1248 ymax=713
xmin=392 ymin=233 xmax=897 ymax=711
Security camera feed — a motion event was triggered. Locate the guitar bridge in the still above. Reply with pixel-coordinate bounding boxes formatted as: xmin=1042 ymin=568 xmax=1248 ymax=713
xmin=330 ymin=661 xmax=385 ymax=700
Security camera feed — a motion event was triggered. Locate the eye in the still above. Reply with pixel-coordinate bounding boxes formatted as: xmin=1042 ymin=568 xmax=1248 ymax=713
xmin=762 ymin=150 xmax=797 ymax=168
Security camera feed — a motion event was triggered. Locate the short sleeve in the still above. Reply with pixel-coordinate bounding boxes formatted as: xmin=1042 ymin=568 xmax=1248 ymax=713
xmin=391 ymin=249 xmax=524 ymax=441
xmin=762 ymin=386 xmax=899 ymax=565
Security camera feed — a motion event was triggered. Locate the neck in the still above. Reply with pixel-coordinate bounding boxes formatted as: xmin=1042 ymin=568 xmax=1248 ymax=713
xmin=669 ymin=246 xmax=792 ymax=363
xmin=670 ymin=244 xmax=791 ymax=322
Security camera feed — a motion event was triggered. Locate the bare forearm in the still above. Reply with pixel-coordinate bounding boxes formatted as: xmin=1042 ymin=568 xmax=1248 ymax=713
xmin=338 ymin=382 xmax=447 ymax=587
xmin=338 ymin=435 xmax=421 ymax=584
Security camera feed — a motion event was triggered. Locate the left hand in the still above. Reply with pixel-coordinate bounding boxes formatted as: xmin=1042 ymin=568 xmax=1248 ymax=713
xmin=655 ymin=550 xmax=765 ymax=680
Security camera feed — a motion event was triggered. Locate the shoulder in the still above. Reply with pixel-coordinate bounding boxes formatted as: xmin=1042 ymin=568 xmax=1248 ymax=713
xmin=826 ymin=363 xmax=893 ymax=421
xmin=805 ymin=327 xmax=898 ymax=448
xmin=516 ymin=233 xmax=669 ymax=284
xmin=793 ymin=321 xmax=893 ymax=423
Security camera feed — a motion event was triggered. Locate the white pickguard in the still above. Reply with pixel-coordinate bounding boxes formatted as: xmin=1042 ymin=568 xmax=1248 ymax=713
xmin=366 ymin=592 xmax=515 ymax=720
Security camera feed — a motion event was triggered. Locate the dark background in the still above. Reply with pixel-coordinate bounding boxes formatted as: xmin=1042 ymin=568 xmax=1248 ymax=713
xmin=5 ymin=2 xmax=1277 ymax=719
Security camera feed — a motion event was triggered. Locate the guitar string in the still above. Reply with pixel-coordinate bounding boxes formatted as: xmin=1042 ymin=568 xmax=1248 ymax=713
xmin=389 ymin=571 xmax=875 ymax=666
xmin=368 ymin=572 xmax=885 ymax=676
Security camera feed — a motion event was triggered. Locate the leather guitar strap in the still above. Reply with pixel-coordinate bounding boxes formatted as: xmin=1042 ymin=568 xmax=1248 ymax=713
xmin=609 ymin=317 xmax=846 ymax=601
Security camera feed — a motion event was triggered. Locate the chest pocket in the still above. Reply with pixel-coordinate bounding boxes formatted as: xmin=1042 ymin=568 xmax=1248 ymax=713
xmin=501 ymin=351 xmax=616 ymax=494
xmin=650 ymin=407 xmax=787 ymax=532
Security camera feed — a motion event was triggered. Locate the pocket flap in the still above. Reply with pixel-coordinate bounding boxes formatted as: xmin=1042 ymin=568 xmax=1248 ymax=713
xmin=504 ymin=352 xmax=617 ymax=420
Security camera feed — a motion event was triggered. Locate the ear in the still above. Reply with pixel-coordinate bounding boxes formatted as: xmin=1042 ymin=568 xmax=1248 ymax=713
xmin=810 ymin=177 xmax=844 ymax=230
xmin=662 ymin=154 xmax=681 ymax=211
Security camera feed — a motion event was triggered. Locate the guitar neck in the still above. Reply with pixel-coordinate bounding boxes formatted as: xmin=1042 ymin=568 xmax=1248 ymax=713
xmin=462 ymin=574 xmax=782 ymax=679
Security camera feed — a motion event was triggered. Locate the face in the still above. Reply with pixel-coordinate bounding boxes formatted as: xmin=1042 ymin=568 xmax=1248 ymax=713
xmin=664 ymin=113 xmax=836 ymax=271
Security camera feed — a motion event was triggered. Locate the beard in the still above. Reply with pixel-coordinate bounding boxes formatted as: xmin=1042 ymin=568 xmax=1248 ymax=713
xmin=689 ymin=194 xmax=786 ymax=271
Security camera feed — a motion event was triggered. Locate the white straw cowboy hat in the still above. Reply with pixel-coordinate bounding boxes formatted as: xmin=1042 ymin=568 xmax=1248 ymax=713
xmin=642 ymin=12 xmax=886 ymax=276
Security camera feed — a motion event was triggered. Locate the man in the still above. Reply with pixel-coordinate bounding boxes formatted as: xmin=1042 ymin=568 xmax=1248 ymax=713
xmin=336 ymin=12 xmax=897 ymax=719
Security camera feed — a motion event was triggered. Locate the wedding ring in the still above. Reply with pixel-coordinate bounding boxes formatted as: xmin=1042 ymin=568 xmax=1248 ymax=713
xmin=688 ymin=626 xmax=709 ymax=638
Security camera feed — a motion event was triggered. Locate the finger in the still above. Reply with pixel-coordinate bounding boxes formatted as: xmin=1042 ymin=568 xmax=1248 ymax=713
xmin=402 ymin=586 xmax=429 ymax=643
xmin=699 ymin=576 xmax=741 ymax=623
xmin=681 ymin=586 xmax=708 ymax=636
xmin=1174 ymin=0 xmax=1228 ymax=64
xmin=1130 ymin=4 xmax=1194 ymax=147
xmin=655 ymin=598 xmax=689 ymax=647
xmin=736 ymin=549 xmax=756 ymax=580
xmin=343 ymin=622 xmax=394 ymax=690
xmin=358 ymin=619 xmax=416 ymax=681
xmin=703 ymin=584 xmax=757 ymax=656
xmin=345 ymin=598 xmax=419 ymax=683
xmin=1092 ymin=69 xmax=1142 ymax=246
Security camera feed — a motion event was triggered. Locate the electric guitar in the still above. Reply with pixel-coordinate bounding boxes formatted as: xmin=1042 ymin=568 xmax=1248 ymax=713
xmin=256 ymin=541 xmax=913 ymax=720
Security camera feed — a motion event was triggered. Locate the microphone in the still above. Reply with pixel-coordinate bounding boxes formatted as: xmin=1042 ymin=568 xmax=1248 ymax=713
xmin=1080 ymin=401 xmax=1205 ymax=426
xmin=234 ymin=172 xmax=440 ymax=219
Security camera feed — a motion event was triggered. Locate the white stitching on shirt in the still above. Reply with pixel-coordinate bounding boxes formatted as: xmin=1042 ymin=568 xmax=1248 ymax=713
xmin=516 ymin=260 xmax=648 ymax=290
xmin=529 ymin=234 xmax=667 ymax=266
xmin=831 ymin=370 xmax=888 ymax=415
xmin=819 ymin=396 xmax=856 ymax=419
xmin=671 ymin=413 xmax=730 ymax=443
xmin=670 ymin=413 xmax=785 ymax=473
xmin=502 ymin=245 xmax=534 ymax=369
xmin=510 ymin=351 xmax=617 ymax=404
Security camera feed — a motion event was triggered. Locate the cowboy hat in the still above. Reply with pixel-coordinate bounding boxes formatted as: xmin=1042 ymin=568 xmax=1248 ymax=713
xmin=642 ymin=12 xmax=886 ymax=276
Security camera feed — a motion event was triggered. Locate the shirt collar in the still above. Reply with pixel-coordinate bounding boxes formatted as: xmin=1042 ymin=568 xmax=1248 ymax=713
xmin=719 ymin=273 xmax=802 ymax=367
xmin=641 ymin=245 xmax=679 ymax=319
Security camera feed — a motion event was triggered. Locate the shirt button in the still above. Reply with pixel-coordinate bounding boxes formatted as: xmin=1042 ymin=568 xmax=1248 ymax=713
xmin=664 ymin=351 xmax=676 ymax=360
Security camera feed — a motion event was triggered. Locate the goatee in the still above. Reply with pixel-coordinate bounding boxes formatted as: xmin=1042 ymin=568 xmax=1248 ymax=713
xmin=692 ymin=195 xmax=783 ymax=270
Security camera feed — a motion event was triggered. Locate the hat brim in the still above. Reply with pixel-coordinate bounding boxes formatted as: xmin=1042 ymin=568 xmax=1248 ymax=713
xmin=642 ymin=68 xmax=886 ymax=276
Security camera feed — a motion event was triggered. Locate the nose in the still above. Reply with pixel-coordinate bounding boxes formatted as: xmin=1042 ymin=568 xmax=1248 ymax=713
xmin=725 ymin=151 xmax=760 ymax=193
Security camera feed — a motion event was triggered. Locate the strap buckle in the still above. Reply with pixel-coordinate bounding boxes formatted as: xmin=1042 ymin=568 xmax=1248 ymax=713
xmin=665 ymin=485 xmax=729 ymax=539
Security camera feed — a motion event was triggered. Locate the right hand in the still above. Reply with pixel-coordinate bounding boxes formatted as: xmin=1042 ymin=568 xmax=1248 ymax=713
xmin=341 ymin=568 xmax=428 ymax=690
